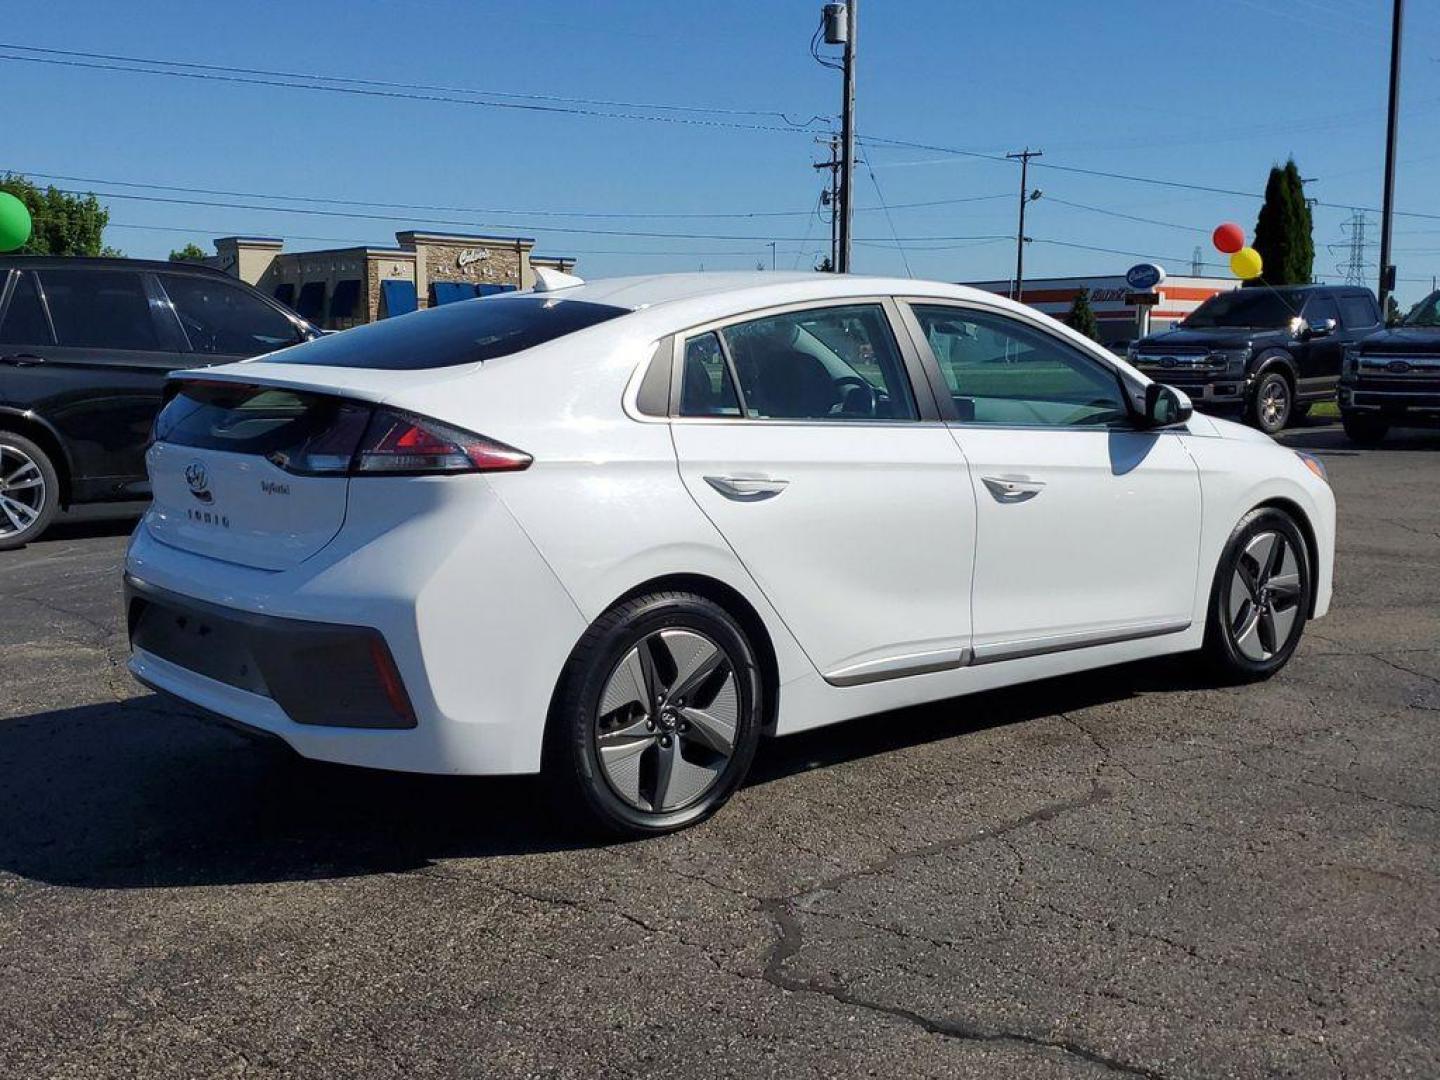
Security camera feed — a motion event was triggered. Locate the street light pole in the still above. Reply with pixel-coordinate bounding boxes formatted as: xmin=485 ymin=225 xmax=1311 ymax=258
xmin=1007 ymin=148 xmax=1042 ymax=303
xmin=837 ymin=0 xmax=858 ymax=273
xmin=1378 ymin=0 xmax=1404 ymax=312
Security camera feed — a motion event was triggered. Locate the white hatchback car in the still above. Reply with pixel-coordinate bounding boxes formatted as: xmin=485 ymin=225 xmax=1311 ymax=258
xmin=126 ymin=271 xmax=1335 ymax=835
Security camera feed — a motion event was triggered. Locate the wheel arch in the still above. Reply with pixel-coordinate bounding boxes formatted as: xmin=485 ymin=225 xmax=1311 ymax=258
xmin=1253 ymin=496 xmax=1321 ymax=618
xmin=1252 ymin=350 xmax=1299 ymax=389
xmin=0 ymin=407 xmax=72 ymax=507
xmin=607 ymin=573 xmax=781 ymax=733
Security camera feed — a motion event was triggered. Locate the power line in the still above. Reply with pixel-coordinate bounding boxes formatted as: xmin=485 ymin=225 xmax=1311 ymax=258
xmin=0 ymin=42 xmax=831 ymax=128
xmin=0 ymin=48 xmax=824 ymax=136
xmin=5 ymin=168 xmax=1010 ymax=222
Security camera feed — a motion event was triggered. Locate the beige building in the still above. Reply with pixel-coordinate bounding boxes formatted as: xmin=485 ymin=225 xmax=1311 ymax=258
xmin=213 ymin=231 xmax=577 ymax=329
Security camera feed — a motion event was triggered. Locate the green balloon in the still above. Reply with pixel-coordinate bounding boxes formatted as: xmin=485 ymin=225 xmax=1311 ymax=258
xmin=0 ymin=191 xmax=33 ymax=252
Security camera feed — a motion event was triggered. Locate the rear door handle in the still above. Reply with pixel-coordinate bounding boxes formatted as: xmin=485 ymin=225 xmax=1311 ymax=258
xmin=704 ymin=475 xmax=790 ymax=501
xmin=0 ymin=354 xmax=44 ymax=367
xmin=981 ymin=475 xmax=1045 ymax=502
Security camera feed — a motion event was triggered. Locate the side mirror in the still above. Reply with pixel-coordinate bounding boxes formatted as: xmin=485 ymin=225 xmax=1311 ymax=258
xmin=1304 ymin=317 xmax=1337 ymax=340
xmin=1143 ymin=383 xmax=1192 ymax=429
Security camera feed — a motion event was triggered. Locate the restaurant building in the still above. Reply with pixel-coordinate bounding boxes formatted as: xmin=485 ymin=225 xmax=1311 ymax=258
xmin=964 ymin=274 xmax=1238 ymax=346
xmin=212 ymin=231 xmax=578 ymax=329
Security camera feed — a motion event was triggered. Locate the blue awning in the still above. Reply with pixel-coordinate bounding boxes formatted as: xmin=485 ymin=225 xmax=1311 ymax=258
xmin=475 ymin=283 xmax=517 ymax=297
xmin=379 ymin=279 xmax=417 ymax=319
xmin=429 ymin=281 xmax=477 ymax=306
xmin=273 ymin=282 xmax=296 ymax=308
xmin=295 ymin=281 xmax=327 ymax=322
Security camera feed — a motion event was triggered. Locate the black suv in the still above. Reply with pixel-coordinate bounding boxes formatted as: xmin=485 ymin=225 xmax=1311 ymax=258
xmin=0 ymin=257 xmax=318 ymax=548
xmin=1127 ymin=284 xmax=1382 ymax=435
xmin=1338 ymin=288 xmax=1440 ymax=444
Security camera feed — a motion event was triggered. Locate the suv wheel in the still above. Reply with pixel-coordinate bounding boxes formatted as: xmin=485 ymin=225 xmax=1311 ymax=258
xmin=1201 ymin=508 xmax=1312 ymax=683
xmin=547 ymin=591 xmax=764 ymax=837
xmin=1341 ymin=411 xmax=1389 ymax=446
xmin=1247 ymin=371 xmax=1292 ymax=435
xmin=0 ymin=433 xmax=59 ymax=550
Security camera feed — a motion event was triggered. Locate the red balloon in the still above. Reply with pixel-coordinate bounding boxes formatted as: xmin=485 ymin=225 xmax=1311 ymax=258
xmin=1213 ymin=222 xmax=1245 ymax=254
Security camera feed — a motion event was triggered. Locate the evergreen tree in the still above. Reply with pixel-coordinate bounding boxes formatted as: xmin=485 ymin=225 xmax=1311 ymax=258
xmin=1385 ymin=295 xmax=1403 ymax=326
xmin=1247 ymin=158 xmax=1314 ymax=287
xmin=1065 ymin=287 xmax=1100 ymax=341
xmin=168 ymin=243 xmax=209 ymax=262
xmin=0 ymin=172 xmax=113 ymax=256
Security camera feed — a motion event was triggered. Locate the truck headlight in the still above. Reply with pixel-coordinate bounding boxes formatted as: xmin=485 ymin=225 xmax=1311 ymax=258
xmin=1212 ymin=349 xmax=1249 ymax=373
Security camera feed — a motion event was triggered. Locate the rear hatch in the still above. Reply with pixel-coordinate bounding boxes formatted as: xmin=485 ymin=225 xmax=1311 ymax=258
xmin=146 ymin=380 xmax=372 ymax=571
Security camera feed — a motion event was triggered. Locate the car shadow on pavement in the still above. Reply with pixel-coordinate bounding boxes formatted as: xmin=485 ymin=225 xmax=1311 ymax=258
xmin=1277 ymin=426 xmax=1440 ymax=454
xmin=0 ymin=658 xmax=1207 ymax=890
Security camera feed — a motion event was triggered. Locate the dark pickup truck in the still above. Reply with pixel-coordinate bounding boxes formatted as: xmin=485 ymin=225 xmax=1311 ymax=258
xmin=1127 ymin=284 xmax=1382 ymax=435
xmin=1338 ymin=288 xmax=1440 ymax=444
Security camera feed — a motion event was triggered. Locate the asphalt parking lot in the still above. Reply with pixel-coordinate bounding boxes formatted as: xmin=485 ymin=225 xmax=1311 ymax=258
xmin=2 ymin=420 xmax=1437 ymax=1080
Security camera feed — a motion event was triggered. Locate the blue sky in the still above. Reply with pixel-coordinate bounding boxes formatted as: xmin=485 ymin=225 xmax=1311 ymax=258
xmin=5 ymin=0 xmax=1439 ymax=303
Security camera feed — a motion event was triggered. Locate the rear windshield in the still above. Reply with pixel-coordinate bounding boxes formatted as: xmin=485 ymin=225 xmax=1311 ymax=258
xmin=1182 ymin=289 xmax=1307 ymax=329
xmin=272 ymin=295 xmax=628 ymax=369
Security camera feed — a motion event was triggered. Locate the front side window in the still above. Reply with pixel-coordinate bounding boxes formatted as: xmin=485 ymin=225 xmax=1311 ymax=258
xmin=1304 ymin=294 xmax=1340 ymax=331
xmin=911 ymin=304 xmax=1128 ymax=427
xmin=38 ymin=269 xmax=160 ymax=351
xmin=0 ymin=272 xmax=52 ymax=346
xmin=679 ymin=331 xmax=741 ymax=417
xmin=160 ymin=273 xmax=305 ymax=356
xmin=717 ymin=303 xmax=917 ymax=421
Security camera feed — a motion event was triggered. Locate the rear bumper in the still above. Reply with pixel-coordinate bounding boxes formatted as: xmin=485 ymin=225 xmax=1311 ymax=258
xmin=123 ymin=475 xmax=589 ymax=775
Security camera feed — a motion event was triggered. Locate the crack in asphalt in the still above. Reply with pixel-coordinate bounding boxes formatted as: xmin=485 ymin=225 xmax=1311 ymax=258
xmin=751 ymin=782 xmax=1175 ymax=1078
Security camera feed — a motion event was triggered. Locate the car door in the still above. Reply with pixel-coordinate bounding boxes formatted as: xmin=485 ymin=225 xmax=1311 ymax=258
xmin=668 ymin=299 xmax=977 ymax=686
xmin=18 ymin=266 xmax=190 ymax=498
xmin=154 ymin=271 xmax=311 ymax=367
xmin=1299 ymin=293 xmax=1345 ymax=389
xmin=901 ymin=300 xmax=1202 ymax=663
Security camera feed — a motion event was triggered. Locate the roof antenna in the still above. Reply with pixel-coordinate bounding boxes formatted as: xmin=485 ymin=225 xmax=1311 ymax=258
xmin=533 ymin=267 xmax=585 ymax=292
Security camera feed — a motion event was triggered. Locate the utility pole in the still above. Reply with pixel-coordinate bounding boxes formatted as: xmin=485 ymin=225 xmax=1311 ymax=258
xmin=812 ymin=134 xmax=841 ymax=271
xmin=1378 ymin=0 xmax=1404 ymax=311
xmin=768 ymin=241 xmax=777 ymax=271
xmin=838 ymin=0 xmax=857 ymax=273
xmin=1006 ymin=148 xmax=1042 ymax=303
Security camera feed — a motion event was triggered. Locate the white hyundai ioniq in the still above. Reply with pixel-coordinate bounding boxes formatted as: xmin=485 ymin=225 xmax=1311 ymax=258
xmin=125 ymin=271 xmax=1335 ymax=835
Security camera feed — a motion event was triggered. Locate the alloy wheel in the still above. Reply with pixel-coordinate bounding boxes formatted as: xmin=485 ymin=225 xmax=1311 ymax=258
xmin=1226 ymin=531 xmax=1303 ymax=661
xmin=1258 ymin=378 xmax=1289 ymax=430
xmin=0 ymin=443 xmax=47 ymax=539
xmin=594 ymin=628 xmax=739 ymax=813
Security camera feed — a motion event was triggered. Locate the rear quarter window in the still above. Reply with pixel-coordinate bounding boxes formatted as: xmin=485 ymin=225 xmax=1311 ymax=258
xmin=273 ymin=296 xmax=628 ymax=370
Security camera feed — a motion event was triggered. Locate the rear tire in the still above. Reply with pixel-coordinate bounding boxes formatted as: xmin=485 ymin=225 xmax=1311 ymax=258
xmin=0 ymin=432 xmax=60 ymax=550
xmin=1341 ymin=412 xmax=1389 ymax=446
xmin=1247 ymin=370 xmax=1292 ymax=435
xmin=1201 ymin=508 xmax=1312 ymax=683
xmin=546 ymin=591 xmax=764 ymax=837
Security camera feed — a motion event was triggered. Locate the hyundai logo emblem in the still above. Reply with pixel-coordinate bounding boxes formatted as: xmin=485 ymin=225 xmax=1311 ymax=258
xmin=1387 ymin=359 xmax=1412 ymax=374
xmin=185 ymin=461 xmax=213 ymax=504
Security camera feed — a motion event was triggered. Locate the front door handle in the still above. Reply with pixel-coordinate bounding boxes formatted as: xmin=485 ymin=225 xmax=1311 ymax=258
xmin=0 ymin=354 xmax=45 ymax=367
xmin=703 ymin=475 xmax=789 ymax=501
xmin=981 ymin=475 xmax=1045 ymax=502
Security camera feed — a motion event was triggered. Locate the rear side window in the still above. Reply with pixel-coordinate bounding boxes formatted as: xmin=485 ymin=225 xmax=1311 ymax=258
xmin=679 ymin=332 xmax=741 ymax=417
xmin=1338 ymin=295 xmax=1379 ymax=329
xmin=40 ymin=269 xmax=161 ymax=351
xmin=159 ymin=273 xmax=304 ymax=356
xmin=0 ymin=272 xmax=52 ymax=346
xmin=274 ymin=296 xmax=628 ymax=370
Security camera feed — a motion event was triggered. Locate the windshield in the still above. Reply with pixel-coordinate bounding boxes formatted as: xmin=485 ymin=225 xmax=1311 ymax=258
xmin=272 ymin=295 xmax=628 ymax=369
xmin=1402 ymin=290 xmax=1440 ymax=328
xmin=1182 ymin=289 xmax=1306 ymax=329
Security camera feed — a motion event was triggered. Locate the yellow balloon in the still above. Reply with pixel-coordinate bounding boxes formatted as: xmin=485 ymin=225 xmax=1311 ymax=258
xmin=1230 ymin=247 xmax=1263 ymax=280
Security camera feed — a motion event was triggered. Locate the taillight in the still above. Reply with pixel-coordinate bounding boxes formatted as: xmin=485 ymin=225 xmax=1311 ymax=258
xmin=353 ymin=408 xmax=532 ymax=475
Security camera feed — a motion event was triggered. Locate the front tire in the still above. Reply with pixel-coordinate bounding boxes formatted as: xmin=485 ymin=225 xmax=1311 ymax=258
xmin=1341 ymin=411 xmax=1389 ymax=446
xmin=547 ymin=591 xmax=764 ymax=837
xmin=1201 ymin=508 xmax=1312 ymax=683
xmin=1247 ymin=370 xmax=1292 ymax=435
xmin=0 ymin=432 xmax=60 ymax=550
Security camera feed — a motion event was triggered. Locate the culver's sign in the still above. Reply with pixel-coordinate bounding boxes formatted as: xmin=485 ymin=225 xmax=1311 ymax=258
xmin=457 ymin=248 xmax=491 ymax=269
xmin=1125 ymin=263 xmax=1166 ymax=290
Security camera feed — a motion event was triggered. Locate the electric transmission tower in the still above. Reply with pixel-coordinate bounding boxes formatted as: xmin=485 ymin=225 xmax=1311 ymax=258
xmin=1331 ymin=209 xmax=1374 ymax=286
xmin=1192 ymin=246 xmax=1204 ymax=276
